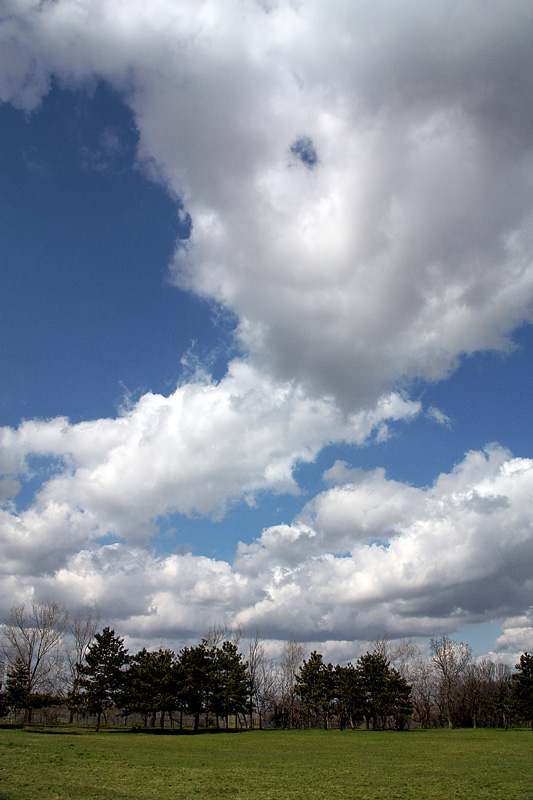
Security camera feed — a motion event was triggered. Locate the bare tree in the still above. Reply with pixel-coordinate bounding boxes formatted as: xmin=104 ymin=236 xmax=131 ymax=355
xmin=462 ymin=661 xmax=485 ymax=729
xmin=430 ymin=635 xmax=472 ymax=728
xmin=63 ymin=608 xmax=100 ymax=720
xmin=279 ymin=634 xmax=306 ymax=729
xmin=256 ymin=656 xmax=278 ymax=729
xmin=371 ymin=633 xmax=396 ymax=659
xmin=409 ymin=654 xmax=439 ymax=728
xmin=373 ymin=634 xmax=420 ymax=680
xmin=461 ymin=659 xmax=514 ymax=728
xmin=67 ymin=608 xmax=100 ymax=673
xmin=246 ymin=632 xmax=279 ymax=729
xmin=203 ymin=621 xmax=244 ymax=649
xmin=1 ymin=601 xmax=68 ymax=695
xmin=247 ymin=632 xmax=263 ymax=728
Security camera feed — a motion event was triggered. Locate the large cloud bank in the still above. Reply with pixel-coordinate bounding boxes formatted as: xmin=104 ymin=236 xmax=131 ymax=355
xmin=3 ymin=0 xmax=533 ymax=403
xmin=2 ymin=0 xmax=533 ymax=652
xmin=3 ymin=439 xmax=533 ymax=654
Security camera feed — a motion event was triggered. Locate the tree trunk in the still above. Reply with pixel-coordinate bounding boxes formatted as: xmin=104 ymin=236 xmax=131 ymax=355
xmin=445 ymin=685 xmax=453 ymax=729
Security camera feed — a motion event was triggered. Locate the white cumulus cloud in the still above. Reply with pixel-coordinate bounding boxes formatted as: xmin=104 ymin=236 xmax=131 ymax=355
xmin=0 ymin=364 xmax=417 ymax=585
xmin=2 ymin=445 xmax=533 ymax=650
xmin=1 ymin=0 xmax=533 ymax=406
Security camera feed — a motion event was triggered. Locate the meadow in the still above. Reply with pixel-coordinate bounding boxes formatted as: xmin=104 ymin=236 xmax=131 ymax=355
xmin=0 ymin=726 xmax=531 ymax=800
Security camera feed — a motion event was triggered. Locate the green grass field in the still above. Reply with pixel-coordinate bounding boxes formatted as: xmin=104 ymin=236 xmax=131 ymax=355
xmin=0 ymin=727 xmax=531 ymax=800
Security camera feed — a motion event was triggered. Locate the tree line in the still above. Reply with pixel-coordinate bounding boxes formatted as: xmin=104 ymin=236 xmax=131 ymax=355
xmin=1 ymin=602 xmax=533 ymax=730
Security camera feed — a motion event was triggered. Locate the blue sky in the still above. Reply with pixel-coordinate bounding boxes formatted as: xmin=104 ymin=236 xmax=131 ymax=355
xmin=1 ymin=83 xmax=218 ymax=426
xmin=2 ymin=0 xmax=533 ymax=663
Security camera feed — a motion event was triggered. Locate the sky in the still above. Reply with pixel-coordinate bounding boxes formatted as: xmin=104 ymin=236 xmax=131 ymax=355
xmin=2 ymin=0 xmax=533 ymax=664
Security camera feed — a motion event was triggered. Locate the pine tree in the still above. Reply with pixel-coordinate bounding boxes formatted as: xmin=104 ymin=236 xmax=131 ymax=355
xmin=511 ymin=652 xmax=533 ymax=728
xmin=211 ymin=641 xmax=249 ymax=730
xmin=357 ymin=651 xmax=412 ymax=730
xmin=177 ymin=643 xmax=211 ymax=733
xmin=77 ymin=627 xmax=130 ymax=731
xmin=334 ymin=663 xmax=365 ymax=729
xmin=5 ymin=658 xmax=57 ymax=723
xmin=125 ymin=648 xmax=177 ymax=728
xmin=5 ymin=658 xmax=31 ymax=720
xmin=295 ymin=651 xmax=335 ymax=728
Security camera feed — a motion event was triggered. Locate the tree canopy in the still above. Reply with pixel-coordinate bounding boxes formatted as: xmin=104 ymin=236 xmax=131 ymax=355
xmin=77 ymin=627 xmax=130 ymax=731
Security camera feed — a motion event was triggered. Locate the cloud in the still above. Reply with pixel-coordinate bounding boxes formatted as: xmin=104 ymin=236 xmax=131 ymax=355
xmin=427 ymin=406 xmax=452 ymax=427
xmin=0 ymin=363 xmax=417 ymax=574
xmin=3 ymin=444 xmax=533 ymax=650
xmin=233 ymin=446 xmax=533 ymax=640
xmin=80 ymin=126 xmax=131 ymax=173
xmin=2 ymin=1 xmax=533 ymax=408
xmin=495 ymin=609 xmax=533 ymax=654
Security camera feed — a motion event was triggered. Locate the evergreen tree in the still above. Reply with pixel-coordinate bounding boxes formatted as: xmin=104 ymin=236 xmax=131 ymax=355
xmin=77 ymin=627 xmax=130 ymax=731
xmin=5 ymin=658 xmax=58 ymax=723
xmin=211 ymin=641 xmax=250 ymax=729
xmin=357 ymin=651 xmax=390 ymax=729
xmin=511 ymin=652 xmax=533 ymax=728
xmin=384 ymin=667 xmax=413 ymax=730
xmin=357 ymin=651 xmax=412 ymax=730
xmin=5 ymin=658 xmax=31 ymax=720
xmin=0 ymin=690 xmax=8 ymax=720
xmin=334 ymin=663 xmax=365 ymax=729
xmin=125 ymin=648 xmax=178 ymax=728
xmin=177 ymin=643 xmax=211 ymax=732
xmin=295 ymin=651 xmax=335 ymax=728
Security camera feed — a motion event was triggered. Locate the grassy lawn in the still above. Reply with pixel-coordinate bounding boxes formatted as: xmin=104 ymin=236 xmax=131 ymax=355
xmin=0 ymin=726 xmax=532 ymax=800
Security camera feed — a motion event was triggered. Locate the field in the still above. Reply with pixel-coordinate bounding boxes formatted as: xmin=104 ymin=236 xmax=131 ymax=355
xmin=0 ymin=727 xmax=532 ymax=800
